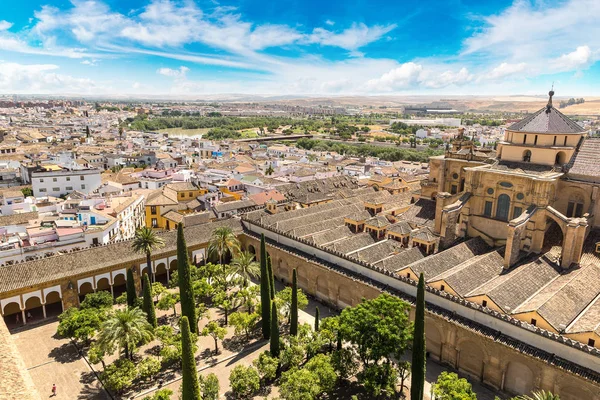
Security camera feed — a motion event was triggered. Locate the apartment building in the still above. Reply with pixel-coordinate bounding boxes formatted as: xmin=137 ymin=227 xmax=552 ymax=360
xmin=31 ymin=166 xmax=101 ymax=197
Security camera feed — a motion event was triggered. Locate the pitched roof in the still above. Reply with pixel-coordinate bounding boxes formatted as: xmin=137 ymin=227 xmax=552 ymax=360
xmin=0 ymin=219 xmax=242 ymax=294
xmin=508 ymin=104 xmax=584 ymax=134
xmin=0 ymin=211 xmax=39 ymax=227
xmin=375 ymin=247 xmax=425 ymax=272
xmin=401 ymin=237 xmax=489 ymax=280
xmin=568 ymin=138 xmax=600 ymax=182
xmin=396 ymin=198 xmax=436 ymax=228
xmin=248 ymin=190 xmax=286 ymax=206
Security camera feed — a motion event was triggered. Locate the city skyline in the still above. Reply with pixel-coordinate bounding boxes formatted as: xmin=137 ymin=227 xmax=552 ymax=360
xmin=1 ymin=0 xmax=600 ymax=96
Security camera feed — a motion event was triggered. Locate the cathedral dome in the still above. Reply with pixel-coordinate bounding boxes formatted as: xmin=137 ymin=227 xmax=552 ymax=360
xmin=507 ymin=91 xmax=584 ymax=134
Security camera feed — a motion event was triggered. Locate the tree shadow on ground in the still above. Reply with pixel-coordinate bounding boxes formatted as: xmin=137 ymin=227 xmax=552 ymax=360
xmin=222 ymin=335 xmax=247 ymax=353
xmin=330 ymin=380 xmax=366 ymax=399
xmin=144 ymin=344 xmax=161 ymax=357
xmin=78 ymin=371 xmax=110 ymax=400
xmin=48 ymin=342 xmax=81 ymax=364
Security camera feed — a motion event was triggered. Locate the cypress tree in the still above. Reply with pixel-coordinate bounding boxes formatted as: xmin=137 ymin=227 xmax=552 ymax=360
xmin=290 ymin=269 xmax=298 ymax=336
xmin=180 ymin=316 xmax=201 ymax=400
xmin=270 ymin=302 xmax=280 ymax=357
xmin=142 ymin=274 xmax=157 ymax=328
xmin=267 ymin=255 xmax=275 ymax=300
xmin=411 ymin=273 xmax=426 ymax=400
xmin=126 ymin=268 xmax=136 ymax=307
xmin=177 ymin=224 xmax=197 ymax=334
xmin=260 ymin=234 xmax=271 ymax=339
xmin=314 ymin=306 xmax=320 ymax=332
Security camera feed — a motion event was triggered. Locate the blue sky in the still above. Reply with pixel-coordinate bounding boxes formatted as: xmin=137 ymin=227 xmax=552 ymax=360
xmin=0 ymin=0 xmax=599 ymax=96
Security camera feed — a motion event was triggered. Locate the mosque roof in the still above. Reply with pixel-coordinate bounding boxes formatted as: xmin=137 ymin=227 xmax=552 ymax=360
xmin=508 ymin=91 xmax=584 ymax=134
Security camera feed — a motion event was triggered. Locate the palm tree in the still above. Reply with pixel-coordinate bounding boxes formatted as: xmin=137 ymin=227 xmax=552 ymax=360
xmin=208 ymin=226 xmax=240 ymax=266
xmin=518 ymin=391 xmax=560 ymax=400
xmin=132 ymin=227 xmax=165 ymax=282
xmin=265 ymin=164 xmax=275 ymax=175
xmin=231 ymin=251 xmax=260 ymax=287
xmin=97 ymin=308 xmax=154 ymax=360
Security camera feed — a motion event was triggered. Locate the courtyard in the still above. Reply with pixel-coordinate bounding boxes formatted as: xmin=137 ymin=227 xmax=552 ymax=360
xmin=10 ymin=279 xmax=501 ymax=400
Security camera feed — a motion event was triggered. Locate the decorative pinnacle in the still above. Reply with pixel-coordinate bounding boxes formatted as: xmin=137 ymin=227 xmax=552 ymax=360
xmin=546 ymin=88 xmax=554 ymax=113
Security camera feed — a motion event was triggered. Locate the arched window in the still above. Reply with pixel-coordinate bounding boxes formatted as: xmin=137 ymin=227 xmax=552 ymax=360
xmin=567 ymin=193 xmax=585 ymax=217
xmin=523 ymin=150 xmax=532 ymax=162
xmin=496 ymin=194 xmax=511 ymax=221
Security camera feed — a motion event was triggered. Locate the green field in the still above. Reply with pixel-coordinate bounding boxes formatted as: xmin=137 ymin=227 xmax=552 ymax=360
xmin=239 ymin=129 xmax=259 ymax=138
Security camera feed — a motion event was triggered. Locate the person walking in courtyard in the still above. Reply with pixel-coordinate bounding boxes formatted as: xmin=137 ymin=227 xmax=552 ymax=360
xmin=15 ymin=314 xmax=19 ymax=324
xmin=51 ymin=383 xmax=56 ymax=396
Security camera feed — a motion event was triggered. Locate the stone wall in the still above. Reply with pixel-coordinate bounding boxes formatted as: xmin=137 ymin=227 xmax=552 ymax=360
xmin=241 ymin=233 xmax=600 ymax=400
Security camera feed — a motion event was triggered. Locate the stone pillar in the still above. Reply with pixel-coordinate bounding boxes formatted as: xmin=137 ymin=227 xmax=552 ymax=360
xmin=561 ymin=219 xmax=587 ymax=269
xmin=42 ymin=304 xmax=47 ymax=319
xmin=434 ymin=192 xmax=452 ymax=234
xmin=61 ymin=280 xmax=79 ymax=310
xmin=21 ymin=309 xmax=26 ymax=325
xmin=132 ymin=267 xmax=142 ymax=296
xmin=504 ymin=219 xmax=526 ymax=268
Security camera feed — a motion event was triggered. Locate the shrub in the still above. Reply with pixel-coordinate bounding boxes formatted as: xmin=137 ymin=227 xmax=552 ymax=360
xmin=279 ymin=368 xmax=321 ymax=400
xmin=253 ymin=351 xmax=279 ymax=382
xmin=137 ymin=357 xmax=161 ymax=381
xmin=80 ymin=291 xmax=113 ymax=309
xmin=160 ymin=345 xmax=181 ymax=367
xmin=101 ymin=359 xmax=137 ymax=394
xmin=142 ymin=388 xmax=173 ymax=400
xmin=229 ymin=365 xmax=260 ymax=398
xmin=200 ymin=372 xmax=220 ymax=400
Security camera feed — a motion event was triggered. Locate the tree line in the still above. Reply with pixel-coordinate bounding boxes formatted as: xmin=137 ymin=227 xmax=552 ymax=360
xmin=296 ymin=138 xmax=443 ymax=162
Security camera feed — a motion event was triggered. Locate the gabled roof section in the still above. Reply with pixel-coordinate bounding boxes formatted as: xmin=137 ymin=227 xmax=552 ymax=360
xmin=508 ymin=97 xmax=584 ymax=134
xmin=567 ymin=138 xmax=600 ymax=183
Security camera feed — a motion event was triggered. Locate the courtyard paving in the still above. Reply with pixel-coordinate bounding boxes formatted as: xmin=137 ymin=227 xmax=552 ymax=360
xmin=10 ymin=278 xmax=502 ymax=400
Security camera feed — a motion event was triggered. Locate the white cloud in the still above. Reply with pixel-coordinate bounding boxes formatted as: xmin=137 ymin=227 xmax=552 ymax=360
xmin=422 ymin=67 xmax=473 ymax=88
xmin=0 ymin=21 xmax=13 ymax=31
xmin=120 ymin=0 xmax=201 ymax=46
xmin=81 ymin=59 xmax=98 ymax=66
xmin=463 ymin=0 xmax=600 ymax=65
xmin=325 ymin=20 xmax=335 ymax=26
xmin=366 ymin=62 xmax=423 ymax=90
xmin=552 ymin=45 xmax=593 ymax=71
xmin=486 ymin=62 xmax=527 ymax=80
xmin=157 ymin=66 xmax=189 ymax=78
xmin=365 ymin=63 xmax=472 ymax=91
xmin=309 ymin=23 xmax=397 ymax=51
xmin=0 ymin=61 xmax=97 ymax=93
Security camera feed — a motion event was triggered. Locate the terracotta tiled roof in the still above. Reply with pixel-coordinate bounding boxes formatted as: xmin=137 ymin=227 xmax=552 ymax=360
xmin=568 ymin=138 xmax=600 ymax=182
xmin=0 ymin=211 xmax=39 ymax=227
xmin=0 ymin=219 xmax=242 ymax=294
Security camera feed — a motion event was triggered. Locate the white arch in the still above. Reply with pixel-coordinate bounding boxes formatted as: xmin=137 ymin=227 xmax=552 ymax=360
xmin=22 ymin=291 xmax=43 ymax=305
xmin=111 ymin=268 xmax=126 ymax=282
xmin=95 ymin=272 xmax=111 ymax=285
xmin=78 ymin=277 xmax=95 ymax=291
xmin=192 ymin=249 xmax=205 ymax=263
xmin=1 ymin=296 xmax=22 ymax=313
xmin=43 ymin=285 xmax=62 ymax=302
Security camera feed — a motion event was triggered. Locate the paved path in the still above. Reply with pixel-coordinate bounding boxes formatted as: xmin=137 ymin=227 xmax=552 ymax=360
xmin=11 ymin=320 xmax=110 ymax=400
xmin=9 ymin=279 xmax=502 ymax=400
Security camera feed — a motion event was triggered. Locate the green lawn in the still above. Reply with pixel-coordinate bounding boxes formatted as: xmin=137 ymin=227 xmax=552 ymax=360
xmin=239 ymin=129 xmax=259 ymax=138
